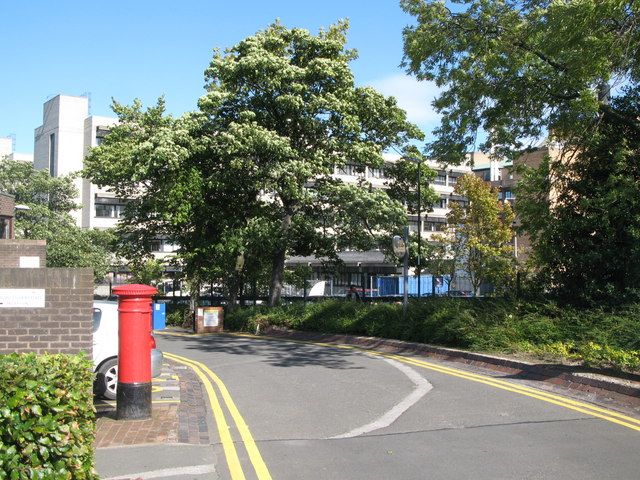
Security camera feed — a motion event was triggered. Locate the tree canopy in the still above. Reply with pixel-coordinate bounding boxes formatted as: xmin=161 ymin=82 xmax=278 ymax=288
xmin=0 ymin=159 xmax=114 ymax=281
xmin=516 ymin=86 xmax=640 ymax=304
xmin=403 ymin=0 xmax=640 ymax=303
xmin=445 ymin=174 xmax=515 ymax=296
xmin=85 ymin=21 xmax=428 ymax=304
xmin=401 ymin=0 xmax=640 ymax=161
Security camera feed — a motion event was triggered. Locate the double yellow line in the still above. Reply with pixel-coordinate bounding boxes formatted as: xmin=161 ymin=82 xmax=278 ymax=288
xmin=163 ymin=351 xmax=272 ymax=480
xmin=232 ymin=333 xmax=640 ymax=433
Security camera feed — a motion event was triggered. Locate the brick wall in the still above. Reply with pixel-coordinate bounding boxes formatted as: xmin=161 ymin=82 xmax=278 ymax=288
xmin=0 ymin=240 xmax=47 ymax=268
xmin=0 ymin=268 xmax=93 ymax=355
xmin=0 ymin=192 xmax=14 ymax=217
xmin=0 ymin=192 xmax=14 ymax=239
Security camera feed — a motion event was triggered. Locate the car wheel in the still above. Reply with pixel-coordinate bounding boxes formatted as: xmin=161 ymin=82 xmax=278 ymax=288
xmin=96 ymin=358 xmax=118 ymax=400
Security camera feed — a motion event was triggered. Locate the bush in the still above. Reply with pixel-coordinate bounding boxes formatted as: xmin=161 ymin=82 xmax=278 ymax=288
xmin=166 ymin=304 xmax=192 ymax=327
xmin=0 ymin=353 xmax=97 ymax=479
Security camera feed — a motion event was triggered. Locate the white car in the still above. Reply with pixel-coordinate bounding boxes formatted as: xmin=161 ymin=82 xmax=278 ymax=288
xmin=92 ymin=300 xmax=163 ymax=400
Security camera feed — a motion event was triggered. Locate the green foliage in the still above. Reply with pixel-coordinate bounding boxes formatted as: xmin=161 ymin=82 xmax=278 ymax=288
xmin=516 ymin=341 xmax=640 ymax=372
xmin=0 ymin=160 xmax=78 ymax=236
xmin=383 ymin=153 xmax=439 ymax=216
xmin=85 ymin=21 xmax=423 ymax=307
xmin=129 ymin=258 xmax=165 ymax=286
xmin=401 ymin=0 xmax=640 ymax=161
xmin=283 ymin=266 xmax=313 ymax=291
xmin=0 ymin=159 xmax=114 ymax=282
xmin=199 ymin=20 xmax=423 ymax=305
xmin=402 ymin=1 xmax=640 ymax=305
xmin=226 ymin=299 xmax=640 ymax=372
xmin=165 ymin=304 xmax=191 ymax=327
xmin=517 ymin=87 xmax=640 ymax=305
xmin=445 ymin=174 xmax=515 ymax=295
xmin=45 ymin=227 xmax=116 ymax=283
xmin=0 ymin=353 xmax=97 ymax=479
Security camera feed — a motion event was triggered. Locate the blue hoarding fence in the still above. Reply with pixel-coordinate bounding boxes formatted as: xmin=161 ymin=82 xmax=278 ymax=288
xmin=375 ymin=274 xmax=451 ymax=297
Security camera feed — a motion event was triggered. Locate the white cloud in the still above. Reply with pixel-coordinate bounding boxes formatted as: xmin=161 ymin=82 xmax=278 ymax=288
xmin=367 ymin=74 xmax=441 ymax=125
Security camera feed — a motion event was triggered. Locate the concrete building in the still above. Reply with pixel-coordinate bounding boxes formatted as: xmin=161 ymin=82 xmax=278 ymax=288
xmin=0 ymin=136 xmax=33 ymax=163
xmin=32 ymin=94 xmax=177 ymax=264
xmin=287 ymin=153 xmax=473 ymax=295
xmin=334 ymin=152 xmax=472 ymax=240
xmin=34 ymin=95 xmax=118 ymax=228
xmin=472 ymin=145 xmax=562 ymax=263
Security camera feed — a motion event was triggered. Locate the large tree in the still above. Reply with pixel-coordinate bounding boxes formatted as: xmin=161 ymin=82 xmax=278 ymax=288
xmin=0 ymin=159 xmax=114 ymax=281
xmin=401 ymin=0 xmax=640 ymax=160
xmin=200 ymin=21 xmax=424 ymax=305
xmin=87 ymin=21 xmax=424 ymax=305
xmin=402 ymin=0 xmax=640 ymax=302
xmin=517 ymin=86 xmax=640 ymax=304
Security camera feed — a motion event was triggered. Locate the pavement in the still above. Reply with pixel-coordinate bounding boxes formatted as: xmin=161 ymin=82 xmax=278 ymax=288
xmin=93 ymin=327 xmax=640 ymax=479
xmin=94 ymin=358 xmax=218 ymax=479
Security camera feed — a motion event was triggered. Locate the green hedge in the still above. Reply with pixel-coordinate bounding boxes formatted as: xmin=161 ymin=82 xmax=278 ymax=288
xmin=0 ymin=353 xmax=98 ymax=480
xmin=225 ymin=299 xmax=640 ymax=372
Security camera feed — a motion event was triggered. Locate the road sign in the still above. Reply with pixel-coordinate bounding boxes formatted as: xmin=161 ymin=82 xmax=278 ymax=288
xmin=392 ymin=235 xmax=406 ymax=257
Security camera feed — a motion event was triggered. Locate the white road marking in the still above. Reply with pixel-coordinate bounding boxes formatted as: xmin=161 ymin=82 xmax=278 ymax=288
xmin=102 ymin=463 xmax=216 ymax=479
xmin=329 ymin=357 xmax=433 ymax=439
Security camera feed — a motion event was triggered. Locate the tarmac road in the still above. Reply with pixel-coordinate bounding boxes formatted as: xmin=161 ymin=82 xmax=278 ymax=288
xmin=155 ymin=332 xmax=640 ymax=480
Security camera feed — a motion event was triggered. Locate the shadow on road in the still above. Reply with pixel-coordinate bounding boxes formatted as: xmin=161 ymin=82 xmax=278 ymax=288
xmin=160 ymin=333 xmax=365 ymax=370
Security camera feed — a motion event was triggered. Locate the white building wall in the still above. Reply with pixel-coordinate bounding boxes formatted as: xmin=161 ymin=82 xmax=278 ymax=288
xmin=34 ymin=95 xmax=89 ymax=226
xmin=1 ymin=137 xmax=34 ymax=163
xmin=8 ymin=153 xmax=33 ymax=163
xmin=0 ymin=137 xmax=12 ymax=158
xmin=82 ymin=116 xmax=119 ymax=229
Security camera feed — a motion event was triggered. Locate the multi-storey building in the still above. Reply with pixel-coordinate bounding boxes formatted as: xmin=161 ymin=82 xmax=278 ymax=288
xmin=33 ymin=95 xmax=119 ymax=229
xmin=287 ymin=153 xmax=473 ymax=295
xmin=32 ymin=95 xmax=177 ymax=263
xmin=27 ymin=94 xmax=477 ymax=295
xmin=472 ymin=145 xmax=562 ymax=263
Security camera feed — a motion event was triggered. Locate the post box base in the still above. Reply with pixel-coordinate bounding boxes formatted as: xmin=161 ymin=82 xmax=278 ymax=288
xmin=116 ymin=382 xmax=152 ymax=420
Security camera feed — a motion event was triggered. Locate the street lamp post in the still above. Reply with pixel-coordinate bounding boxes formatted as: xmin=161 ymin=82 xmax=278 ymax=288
xmin=416 ymin=159 xmax=422 ymax=298
xmin=405 ymin=156 xmax=423 ymax=298
xmin=392 ymin=231 xmax=409 ymax=322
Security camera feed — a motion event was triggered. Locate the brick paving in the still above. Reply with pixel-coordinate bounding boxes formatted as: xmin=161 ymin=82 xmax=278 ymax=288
xmin=175 ymin=364 xmax=210 ymax=445
xmin=95 ymin=360 xmax=210 ymax=448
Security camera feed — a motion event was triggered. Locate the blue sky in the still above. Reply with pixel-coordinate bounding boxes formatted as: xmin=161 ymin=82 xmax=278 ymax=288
xmin=1 ymin=0 xmax=440 ymax=154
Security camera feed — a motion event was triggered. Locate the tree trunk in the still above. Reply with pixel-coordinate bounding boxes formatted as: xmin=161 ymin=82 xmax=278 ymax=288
xmin=269 ymin=212 xmax=292 ymax=306
xmin=227 ymin=273 xmax=241 ymax=313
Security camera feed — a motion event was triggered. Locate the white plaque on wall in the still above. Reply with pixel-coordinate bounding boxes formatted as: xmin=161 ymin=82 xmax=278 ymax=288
xmin=0 ymin=289 xmax=46 ymax=308
xmin=203 ymin=309 xmax=219 ymax=327
xmin=19 ymin=256 xmax=41 ymax=268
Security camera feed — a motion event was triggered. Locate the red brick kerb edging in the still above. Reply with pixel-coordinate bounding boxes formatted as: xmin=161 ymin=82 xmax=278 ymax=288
xmin=261 ymin=326 xmax=640 ymax=410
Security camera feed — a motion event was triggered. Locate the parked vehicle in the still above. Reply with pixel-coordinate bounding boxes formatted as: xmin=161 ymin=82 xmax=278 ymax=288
xmin=92 ymin=301 xmax=163 ymax=400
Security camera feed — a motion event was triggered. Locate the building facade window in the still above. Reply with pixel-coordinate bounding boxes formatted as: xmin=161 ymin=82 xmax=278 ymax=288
xmin=433 ymin=197 xmax=448 ymax=209
xmin=49 ymin=133 xmax=56 ymax=177
xmin=96 ymin=127 xmax=109 ymax=146
xmin=368 ymin=166 xmax=387 ymax=179
xmin=448 ymin=175 xmax=458 ymax=186
xmin=434 ymin=173 xmax=447 ymax=185
xmin=336 ymin=163 xmax=362 ymax=176
xmin=95 ymin=202 xmax=126 ymax=218
xmin=0 ymin=217 xmax=10 ymax=239
xmin=424 ymin=221 xmax=448 ymax=232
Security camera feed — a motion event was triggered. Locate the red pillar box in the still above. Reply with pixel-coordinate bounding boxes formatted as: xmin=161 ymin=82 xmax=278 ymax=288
xmin=112 ymin=283 xmax=157 ymax=420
